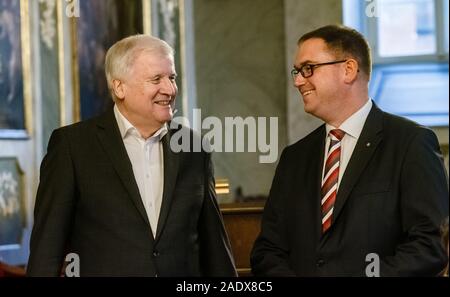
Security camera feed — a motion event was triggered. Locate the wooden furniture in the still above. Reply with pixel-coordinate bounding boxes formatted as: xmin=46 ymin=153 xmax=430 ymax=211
xmin=220 ymin=202 xmax=265 ymax=276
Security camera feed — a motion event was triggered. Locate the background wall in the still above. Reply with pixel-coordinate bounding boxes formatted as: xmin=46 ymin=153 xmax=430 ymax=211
xmin=284 ymin=0 xmax=343 ymax=144
xmin=193 ymin=0 xmax=287 ymax=200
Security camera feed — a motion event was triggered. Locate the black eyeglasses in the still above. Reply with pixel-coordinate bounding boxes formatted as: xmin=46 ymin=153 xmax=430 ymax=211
xmin=291 ymin=60 xmax=348 ymax=79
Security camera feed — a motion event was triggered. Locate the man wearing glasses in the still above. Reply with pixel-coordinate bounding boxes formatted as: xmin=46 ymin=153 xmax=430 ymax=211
xmin=251 ymin=25 xmax=448 ymax=276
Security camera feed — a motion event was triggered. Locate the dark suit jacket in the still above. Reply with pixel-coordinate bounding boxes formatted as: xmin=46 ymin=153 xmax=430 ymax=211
xmin=251 ymin=103 xmax=449 ymax=276
xmin=27 ymin=108 xmax=237 ymax=277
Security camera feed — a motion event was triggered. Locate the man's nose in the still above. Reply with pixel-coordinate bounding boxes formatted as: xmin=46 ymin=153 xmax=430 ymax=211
xmin=293 ymin=73 xmax=306 ymax=88
xmin=160 ymin=77 xmax=177 ymax=96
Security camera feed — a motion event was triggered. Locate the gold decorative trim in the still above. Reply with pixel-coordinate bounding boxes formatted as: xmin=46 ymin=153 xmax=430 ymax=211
xmin=0 ymin=157 xmax=26 ymax=251
xmin=142 ymin=0 xmax=152 ymax=35
xmin=236 ymin=268 xmax=251 ymax=274
xmin=56 ymin=0 xmax=65 ymax=126
xmin=215 ymin=178 xmax=230 ymax=195
xmin=220 ymin=203 xmax=265 ymax=214
xmin=70 ymin=17 xmax=80 ymax=123
xmin=20 ymin=0 xmax=32 ymax=136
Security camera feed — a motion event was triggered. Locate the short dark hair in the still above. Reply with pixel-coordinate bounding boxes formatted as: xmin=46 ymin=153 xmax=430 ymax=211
xmin=298 ymin=25 xmax=372 ymax=80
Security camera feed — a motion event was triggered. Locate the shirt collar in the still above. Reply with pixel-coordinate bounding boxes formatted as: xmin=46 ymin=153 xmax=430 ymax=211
xmin=113 ymin=104 xmax=168 ymax=141
xmin=326 ymin=99 xmax=372 ymax=139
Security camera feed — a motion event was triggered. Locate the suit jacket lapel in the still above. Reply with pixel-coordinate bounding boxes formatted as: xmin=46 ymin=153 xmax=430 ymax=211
xmin=331 ymin=103 xmax=384 ymax=225
xmin=155 ymin=130 xmax=180 ymax=242
xmin=95 ymin=108 xmax=152 ymax=230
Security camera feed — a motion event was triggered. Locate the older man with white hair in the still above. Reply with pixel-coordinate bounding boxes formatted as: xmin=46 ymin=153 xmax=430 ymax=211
xmin=27 ymin=35 xmax=237 ymax=277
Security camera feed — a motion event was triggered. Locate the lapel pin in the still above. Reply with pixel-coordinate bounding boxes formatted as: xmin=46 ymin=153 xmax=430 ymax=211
xmin=366 ymin=142 xmax=371 ymax=147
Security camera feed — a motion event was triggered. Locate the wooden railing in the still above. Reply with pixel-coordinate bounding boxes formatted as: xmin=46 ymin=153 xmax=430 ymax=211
xmin=220 ymin=202 xmax=265 ymax=276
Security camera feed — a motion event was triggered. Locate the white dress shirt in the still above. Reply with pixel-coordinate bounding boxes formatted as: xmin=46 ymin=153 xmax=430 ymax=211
xmin=114 ymin=105 xmax=167 ymax=237
xmin=322 ymin=99 xmax=373 ymax=191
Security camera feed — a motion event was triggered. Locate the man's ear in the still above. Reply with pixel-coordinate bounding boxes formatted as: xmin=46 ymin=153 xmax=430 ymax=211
xmin=343 ymin=59 xmax=359 ymax=83
xmin=112 ymin=79 xmax=125 ymax=100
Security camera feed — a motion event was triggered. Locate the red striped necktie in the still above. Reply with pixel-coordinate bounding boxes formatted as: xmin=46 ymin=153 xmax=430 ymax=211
xmin=321 ymin=129 xmax=345 ymax=233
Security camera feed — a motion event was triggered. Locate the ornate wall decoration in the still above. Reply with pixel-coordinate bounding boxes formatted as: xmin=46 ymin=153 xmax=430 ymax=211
xmin=0 ymin=157 xmax=25 ymax=250
xmin=157 ymin=0 xmax=178 ymax=48
xmin=38 ymin=0 xmax=56 ymax=50
xmin=153 ymin=0 xmax=185 ymax=116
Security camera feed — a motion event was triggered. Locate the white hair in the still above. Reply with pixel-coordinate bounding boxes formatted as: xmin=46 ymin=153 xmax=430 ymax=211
xmin=104 ymin=34 xmax=174 ymax=101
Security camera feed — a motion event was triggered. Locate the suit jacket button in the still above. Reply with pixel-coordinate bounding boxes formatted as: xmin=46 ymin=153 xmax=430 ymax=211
xmin=316 ymin=259 xmax=325 ymax=267
xmin=153 ymin=251 xmax=160 ymax=257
